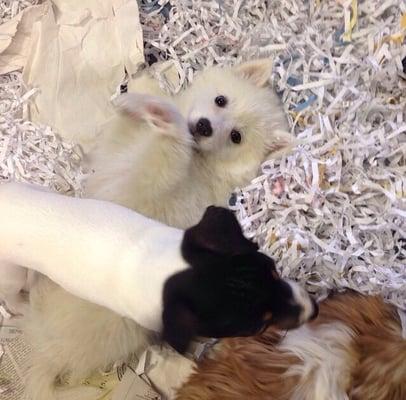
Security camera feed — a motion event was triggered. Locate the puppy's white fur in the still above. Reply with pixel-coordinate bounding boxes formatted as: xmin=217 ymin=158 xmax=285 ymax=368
xmin=23 ymin=277 xmax=151 ymax=400
xmin=287 ymin=280 xmax=316 ymax=325
xmin=280 ymin=323 xmax=355 ymax=400
xmin=22 ymin=60 xmax=292 ymax=399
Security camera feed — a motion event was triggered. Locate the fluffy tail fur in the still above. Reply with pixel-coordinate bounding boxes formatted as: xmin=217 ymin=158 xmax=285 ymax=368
xmin=24 ymin=354 xmax=58 ymax=400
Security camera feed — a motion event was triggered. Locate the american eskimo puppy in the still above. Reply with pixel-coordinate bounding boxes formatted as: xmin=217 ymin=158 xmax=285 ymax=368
xmin=22 ymin=59 xmax=295 ymax=399
xmin=84 ymin=59 xmax=292 ymax=228
xmin=176 ymin=291 xmax=406 ymax=400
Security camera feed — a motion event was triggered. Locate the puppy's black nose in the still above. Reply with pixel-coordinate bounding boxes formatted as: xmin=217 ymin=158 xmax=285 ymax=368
xmin=196 ymin=118 xmax=212 ymax=137
xmin=310 ymin=298 xmax=319 ymax=320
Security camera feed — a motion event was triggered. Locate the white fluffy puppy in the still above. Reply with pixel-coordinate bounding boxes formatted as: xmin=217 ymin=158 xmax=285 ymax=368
xmin=85 ymin=59 xmax=292 ymax=228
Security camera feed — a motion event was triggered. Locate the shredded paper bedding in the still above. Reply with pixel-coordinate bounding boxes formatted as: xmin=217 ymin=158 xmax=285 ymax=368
xmin=0 ymin=0 xmax=405 ymax=398
xmin=0 ymin=72 xmax=84 ymax=193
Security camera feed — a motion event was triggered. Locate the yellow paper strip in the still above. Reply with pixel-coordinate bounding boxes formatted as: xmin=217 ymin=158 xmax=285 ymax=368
xmin=343 ymin=0 xmax=358 ymax=42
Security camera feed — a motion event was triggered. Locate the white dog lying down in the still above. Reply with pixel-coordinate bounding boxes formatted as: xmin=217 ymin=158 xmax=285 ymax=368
xmin=0 ymin=182 xmax=317 ymax=350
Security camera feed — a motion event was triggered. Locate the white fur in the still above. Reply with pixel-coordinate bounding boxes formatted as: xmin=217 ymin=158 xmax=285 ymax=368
xmin=0 ymin=182 xmax=186 ymax=331
xmin=279 ymin=323 xmax=356 ymax=400
xmin=21 ymin=60 xmax=292 ymax=399
xmin=287 ymin=279 xmax=316 ymax=324
xmin=23 ymin=275 xmax=151 ymax=400
xmin=0 ymin=263 xmax=30 ymax=314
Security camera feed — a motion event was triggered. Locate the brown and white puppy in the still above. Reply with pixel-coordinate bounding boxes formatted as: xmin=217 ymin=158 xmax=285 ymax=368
xmin=176 ymin=291 xmax=406 ymax=400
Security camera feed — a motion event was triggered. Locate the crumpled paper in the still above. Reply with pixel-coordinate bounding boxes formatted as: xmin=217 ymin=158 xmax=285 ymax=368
xmin=0 ymin=4 xmax=46 ymax=74
xmin=1 ymin=0 xmax=144 ymax=151
xmin=53 ymin=343 xmax=197 ymax=400
xmin=0 ymin=72 xmax=85 ymax=194
xmin=134 ymin=345 xmax=195 ymax=399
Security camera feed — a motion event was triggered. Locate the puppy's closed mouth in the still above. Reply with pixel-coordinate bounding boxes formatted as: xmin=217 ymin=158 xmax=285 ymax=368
xmin=188 ymin=122 xmax=197 ymax=137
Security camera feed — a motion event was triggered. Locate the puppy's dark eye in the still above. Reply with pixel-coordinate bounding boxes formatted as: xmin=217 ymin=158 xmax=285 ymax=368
xmin=215 ymin=96 xmax=227 ymax=107
xmin=230 ymin=130 xmax=242 ymax=144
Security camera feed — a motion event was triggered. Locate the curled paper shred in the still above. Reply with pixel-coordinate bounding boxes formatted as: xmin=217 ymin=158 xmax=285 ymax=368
xmin=339 ymin=0 xmax=358 ymax=43
xmin=0 ymin=71 xmax=85 ymax=195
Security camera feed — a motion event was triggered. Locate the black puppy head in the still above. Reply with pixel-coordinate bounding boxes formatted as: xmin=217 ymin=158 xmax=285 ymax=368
xmin=162 ymin=206 xmax=318 ymax=354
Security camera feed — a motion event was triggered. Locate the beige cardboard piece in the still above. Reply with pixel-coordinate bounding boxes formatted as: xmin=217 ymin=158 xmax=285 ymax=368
xmin=0 ymin=4 xmax=48 ymax=74
xmin=0 ymin=0 xmax=144 ymax=151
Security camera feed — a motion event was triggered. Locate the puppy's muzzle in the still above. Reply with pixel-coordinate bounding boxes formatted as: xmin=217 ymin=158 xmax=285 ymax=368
xmin=289 ymin=280 xmax=318 ymax=323
xmin=272 ymin=280 xmax=319 ymax=330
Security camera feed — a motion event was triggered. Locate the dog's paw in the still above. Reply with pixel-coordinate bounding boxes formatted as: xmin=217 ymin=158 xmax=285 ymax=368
xmin=2 ymin=293 xmax=29 ymax=316
xmin=114 ymin=93 xmax=190 ymax=142
xmin=113 ymin=93 xmax=145 ymax=121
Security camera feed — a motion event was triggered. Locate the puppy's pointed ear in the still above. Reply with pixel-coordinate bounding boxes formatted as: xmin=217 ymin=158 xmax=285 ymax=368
xmin=234 ymin=59 xmax=273 ymax=87
xmin=183 ymin=206 xmax=258 ymax=257
xmin=162 ymin=300 xmax=197 ymax=354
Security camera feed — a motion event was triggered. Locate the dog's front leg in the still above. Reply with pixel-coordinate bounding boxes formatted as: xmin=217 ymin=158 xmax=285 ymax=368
xmin=115 ymin=93 xmax=192 ymax=144
xmin=113 ymin=93 xmax=194 ymax=196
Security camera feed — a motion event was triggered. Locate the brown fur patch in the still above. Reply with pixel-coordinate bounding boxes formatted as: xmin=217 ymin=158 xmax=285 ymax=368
xmin=176 ymin=292 xmax=406 ymax=400
xmin=177 ymin=329 xmax=299 ymax=400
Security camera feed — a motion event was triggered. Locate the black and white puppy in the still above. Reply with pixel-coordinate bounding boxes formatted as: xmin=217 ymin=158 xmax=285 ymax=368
xmin=164 ymin=205 xmax=318 ymax=353
xmin=0 ymin=183 xmax=316 ymax=399
xmin=0 ymin=182 xmax=316 ymax=348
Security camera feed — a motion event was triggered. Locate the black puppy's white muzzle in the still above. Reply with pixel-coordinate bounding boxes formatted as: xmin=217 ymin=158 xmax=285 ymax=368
xmin=272 ymin=280 xmax=319 ymax=330
xmin=189 ymin=118 xmax=213 ymax=137
xmin=288 ymin=280 xmax=318 ymax=324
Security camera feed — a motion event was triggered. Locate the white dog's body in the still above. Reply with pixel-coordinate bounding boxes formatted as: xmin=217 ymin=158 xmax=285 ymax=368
xmin=19 ymin=60 xmax=293 ymax=399
xmin=0 ymin=182 xmax=185 ymax=330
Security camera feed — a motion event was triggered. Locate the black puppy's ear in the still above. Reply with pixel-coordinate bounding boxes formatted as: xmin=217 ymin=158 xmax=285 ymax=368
xmin=162 ymin=301 xmax=197 ymax=354
xmin=183 ymin=206 xmax=258 ymax=256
